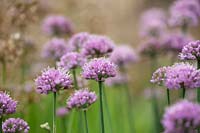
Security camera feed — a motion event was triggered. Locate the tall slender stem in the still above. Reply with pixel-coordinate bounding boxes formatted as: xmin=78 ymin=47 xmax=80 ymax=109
xmin=2 ymin=60 xmax=6 ymax=85
xmin=167 ymin=89 xmax=170 ymax=105
xmin=84 ymin=110 xmax=89 ymax=133
xmin=0 ymin=116 xmax=2 ymax=133
xmin=53 ymin=92 xmax=56 ymax=133
xmin=182 ymin=87 xmax=186 ymax=99
xmin=72 ymin=69 xmax=78 ymax=90
xmin=98 ymin=80 xmax=105 ymax=133
xmin=197 ymin=59 xmax=200 ymax=102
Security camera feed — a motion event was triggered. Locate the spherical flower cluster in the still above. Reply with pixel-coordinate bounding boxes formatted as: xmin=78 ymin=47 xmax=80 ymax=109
xmin=56 ymin=107 xmax=69 ymax=117
xmin=151 ymin=63 xmax=200 ymax=90
xmin=162 ymin=100 xmax=200 ymax=133
xmin=82 ymin=58 xmax=117 ymax=81
xmin=105 ymin=72 xmax=128 ymax=86
xmin=67 ymin=89 xmax=97 ymax=110
xmin=2 ymin=118 xmax=30 ymax=133
xmin=35 ymin=67 xmax=73 ymax=94
xmin=0 ymin=92 xmax=17 ymax=116
xmin=110 ymin=45 xmax=139 ymax=67
xmin=57 ymin=52 xmax=86 ymax=70
xmin=68 ymin=32 xmax=90 ymax=52
xmin=162 ymin=33 xmax=192 ymax=53
xmin=81 ymin=35 xmax=115 ymax=58
xmin=138 ymin=38 xmax=163 ymax=57
xmin=169 ymin=0 xmax=200 ymax=27
xmin=139 ymin=8 xmax=167 ymax=38
xmin=42 ymin=15 xmax=74 ymax=36
xmin=43 ymin=38 xmax=69 ymax=60
xmin=179 ymin=40 xmax=200 ymax=60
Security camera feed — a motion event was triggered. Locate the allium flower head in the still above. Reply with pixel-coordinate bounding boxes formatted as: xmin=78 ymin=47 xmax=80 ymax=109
xmin=151 ymin=66 xmax=169 ymax=86
xmin=179 ymin=40 xmax=200 ymax=60
xmin=0 ymin=92 xmax=17 ymax=116
xmin=57 ymin=52 xmax=86 ymax=70
xmin=82 ymin=58 xmax=117 ymax=81
xmin=162 ymin=100 xmax=200 ymax=133
xmin=169 ymin=0 xmax=200 ymax=27
xmin=2 ymin=118 xmax=30 ymax=133
xmin=35 ymin=67 xmax=73 ymax=94
xmin=105 ymin=72 xmax=128 ymax=86
xmin=42 ymin=15 xmax=74 ymax=36
xmin=81 ymin=35 xmax=115 ymax=58
xmin=110 ymin=45 xmax=139 ymax=67
xmin=56 ymin=107 xmax=69 ymax=117
xmin=43 ymin=38 xmax=69 ymax=60
xmin=162 ymin=32 xmax=193 ymax=53
xmin=139 ymin=8 xmax=167 ymax=38
xmin=68 ymin=32 xmax=90 ymax=52
xmin=67 ymin=89 xmax=97 ymax=110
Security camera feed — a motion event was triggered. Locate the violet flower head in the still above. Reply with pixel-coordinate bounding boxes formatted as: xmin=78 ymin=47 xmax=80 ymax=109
xmin=43 ymin=38 xmax=69 ymax=60
xmin=68 ymin=32 xmax=90 ymax=52
xmin=57 ymin=52 xmax=86 ymax=70
xmin=162 ymin=100 xmax=200 ymax=133
xmin=179 ymin=40 xmax=200 ymax=60
xmin=151 ymin=66 xmax=169 ymax=86
xmin=110 ymin=45 xmax=139 ymax=67
xmin=139 ymin=8 xmax=167 ymax=38
xmin=81 ymin=35 xmax=115 ymax=58
xmin=162 ymin=32 xmax=193 ymax=53
xmin=67 ymin=89 xmax=97 ymax=110
xmin=0 ymin=92 xmax=17 ymax=116
xmin=169 ymin=0 xmax=200 ymax=27
xmin=105 ymin=72 xmax=128 ymax=86
xmin=42 ymin=15 xmax=74 ymax=36
xmin=2 ymin=118 xmax=30 ymax=133
xmin=165 ymin=63 xmax=200 ymax=90
xmin=56 ymin=107 xmax=69 ymax=117
xmin=82 ymin=58 xmax=117 ymax=81
xmin=35 ymin=67 xmax=73 ymax=94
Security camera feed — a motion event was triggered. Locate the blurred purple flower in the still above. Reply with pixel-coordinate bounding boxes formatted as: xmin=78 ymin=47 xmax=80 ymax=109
xmin=3 ymin=118 xmax=30 ymax=133
xmin=139 ymin=8 xmax=167 ymax=38
xmin=57 ymin=52 xmax=86 ymax=70
xmin=56 ymin=107 xmax=69 ymax=117
xmin=82 ymin=58 xmax=117 ymax=81
xmin=169 ymin=0 xmax=200 ymax=27
xmin=67 ymin=89 xmax=97 ymax=110
xmin=42 ymin=38 xmax=69 ymax=60
xmin=179 ymin=40 xmax=200 ymax=60
xmin=68 ymin=32 xmax=90 ymax=52
xmin=105 ymin=72 xmax=128 ymax=86
xmin=35 ymin=67 xmax=73 ymax=94
xmin=0 ymin=92 xmax=17 ymax=116
xmin=81 ymin=35 xmax=115 ymax=58
xmin=162 ymin=100 xmax=200 ymax=133
xmin=42 ymin=15 xmax=74 ymax=36
xmin=110 ymin=45 xmax=139 ymax=67
xmin=151 ymin=66 xmax=169 ymax=86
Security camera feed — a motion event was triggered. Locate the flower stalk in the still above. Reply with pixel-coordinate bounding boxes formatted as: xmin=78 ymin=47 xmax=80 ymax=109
xmin=53 ymin=92 xmax=56 ymax=133
xmin=84 ymin=110 xmax=89 ymax=133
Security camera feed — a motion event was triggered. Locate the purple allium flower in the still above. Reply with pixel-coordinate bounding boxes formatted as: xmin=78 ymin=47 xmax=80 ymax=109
xmin=67 ymin=89 xmax=97 ymax=110
xmin=56 ymin=107 xmax=69 ymax=117
xmin=57 ymin=52 xmax=86 ymax=70
xmin=42 ymin=15 xmax=74 ymax=36
xmin=179 ymin=40 xmax=200 ymax=60
xmin=162 ymin=100 xmax=200 ymax=133
xmin=152 ymin=63 xmax=200 ymax=90
xmin=68 ymin=32 xmax=90 ymax=52
xmin=139 ymin=8 xmax=167 ymax=38
xmin=43 ymin=38 xmax=69 ymax=60
xmin=105 ymin=72 xmax=128 ymax=86
xmin=169 ymin=0 xmax=200 ymax=27
xmin=35 ymin=67 xmax=73 ymax=94
xmin=2 ymin=118 xmax=30 ymax=133
xmin=0 ymin=92 xmax=17 ymax=116
xmin=82 ymin=58 xmax=117 ymax=81
xmin=110 ymin=45 xmax=139 ymax=67
xmin=138 ymin=38 xmax=163 ymax=57
xmin=81 ymin=35 xmax=115 ymax=58
xmin=162 ymin=32 xmax=193 ymax=53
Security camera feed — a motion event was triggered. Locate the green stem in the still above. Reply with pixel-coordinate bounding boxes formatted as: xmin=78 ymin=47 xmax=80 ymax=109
xmin=53 ymin=92 xmax=56 ymax=133
xmin=182 ymin=87 xmax=186 ymax=99
xmin=2 ymin=61 xmax=6 ymax=85
xmin=61 ymin=118 xmax=66 ymax=133
xmin=197 ymin=59 xmax=200 ymax=102
xmin=72 ymin=69 xmax=78 ymax=90
xmin=98 ymin=81 xmax=105 ymax=133
xmin=167 ymin=89 xmax=170 ymax=105
xmin=0 ymin=116 xmax=2 ymax=133
xmin=84 ymin=111 xmax=89 ymax=133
